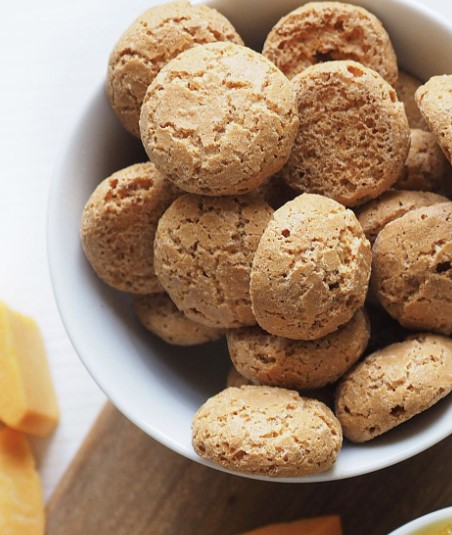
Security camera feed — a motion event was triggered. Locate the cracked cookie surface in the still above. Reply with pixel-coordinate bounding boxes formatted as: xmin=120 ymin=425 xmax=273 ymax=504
xmin=133 ymin=292 xmax=225 ymax=346
xmin=415 ymin=75 xmax=452 ymax=164
xmin=279 ymin=61 xmax=410 ymax=206
xmin=227 ymin=308 xmax=369 ymax=390
xmin=335 ymin=334 xmax=452 ymax=442
xmin=356 ymin=189 xmax=448 ymax=244
xmin=140 ymin=42 xmax=299 ymax=196
xmin=154 ymin=194 xmax=273 ymax=328
xmin=371 ymin=202 xmax=452 ymax=334
xmin=192 ymin=385 xmax=342 ymax=477
xmin=81 ymin=162 xmax=179 ymax=294
xmin=395 ymin=129 xmax=452 ymax=195
xmin=250 ymin=193 xmax=371 ymax=340
xmin=107 ymin=1 xmax=243 ymax=137
xmin=262 ymin=1 xmax=397 ymax=85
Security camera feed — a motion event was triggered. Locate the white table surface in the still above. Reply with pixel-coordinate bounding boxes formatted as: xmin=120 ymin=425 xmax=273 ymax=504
xmin=0 ymin=0 xmax=451 ymax=503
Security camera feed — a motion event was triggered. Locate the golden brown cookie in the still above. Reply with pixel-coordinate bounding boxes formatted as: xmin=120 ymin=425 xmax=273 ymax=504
xmin=280 ymin=61 xmax=410 ymax=206
xmin=371 ymin=202 xmax=452 ymax=334
xmin=356 ymin=189 xmax=448 ymax=244
xmin=227 ymin=309 xmax=369 ymax=390
xmin=133 ymin=293 xmax=225 ymax=346
xmin=154 ymin=194 xmax=273 ymax=329
xmin=262 ymin=2 xmax=397 ymax=85
xmin=395 ymin=129 xmax=452 ymax=196
xmin=396 ymin=70 xmax=427 ymax=130
xmin=415 ymin=75 xmax=452 ymax=163
xmin=107 ymin=1 xmax=243 ymax=137
xmin=192 ymin=386 xmax=342 ymax=477
xmin=140 ymin=42 xmax=299 ymax=196
xmin=81 ymin=162 xmax=179 ymax=294
xmin=335 ymin=334 xmax=452 ymax=442
xmin=250 ymin=194 xmax=371 ymax=340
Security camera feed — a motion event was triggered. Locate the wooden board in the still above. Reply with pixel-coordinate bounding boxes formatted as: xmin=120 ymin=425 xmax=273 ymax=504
xmin=46 ymin=402 xmax=452 ymax=535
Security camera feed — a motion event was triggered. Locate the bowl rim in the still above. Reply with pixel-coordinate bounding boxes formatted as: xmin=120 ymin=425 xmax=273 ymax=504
xmin=388 ymin=506 xmax=452 ymax=534
xmin=47 ymin=0 xmax=452 ymax=483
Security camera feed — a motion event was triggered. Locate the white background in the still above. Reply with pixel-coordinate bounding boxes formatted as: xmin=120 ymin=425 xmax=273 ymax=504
xmin=0 ymin=0 xmax=451 ymax=502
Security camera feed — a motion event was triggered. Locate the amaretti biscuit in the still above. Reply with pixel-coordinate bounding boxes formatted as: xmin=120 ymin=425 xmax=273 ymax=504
xmin=280 ymin=61 xmax=410 ymax=206
xmin=395 ymin=129 xmax=452 ymax=196
xmin=140 ymin=42 xmax=299 ymax=196
xmin=415 ymin=75 xmax=452 ymax=163
xmin=192 ymin=386 xmax=342 ymax=477
xmin=262 ymin=2 xmax=397 ymax=85
xmin=107 ymin=1 xmax=243 ymax=137
xmin=335 ymin=334 xmax=452 ymax=442
xmin=396 ymin=70 xmax=427 ymax=130
xmin=133 ymin=293 xmax=225 ymax=346
xmin=227 ymin=309 xmax=369 ymax=390
xmin=81 ymin=162 xmax=179 ymax=294
xmin=154 ymin=194 xmax=273 ymax=329
xmin=356 ymin=189 xmax=448 ymax=244
xmin=371 ymin=202 xmax=452 ymax=334
xmin=250 ymin=194 xmax=371 ymax=340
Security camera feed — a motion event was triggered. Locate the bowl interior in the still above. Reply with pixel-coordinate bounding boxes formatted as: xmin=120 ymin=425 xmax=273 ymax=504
xmin=48 ymin=0 xmax=452 ymax=482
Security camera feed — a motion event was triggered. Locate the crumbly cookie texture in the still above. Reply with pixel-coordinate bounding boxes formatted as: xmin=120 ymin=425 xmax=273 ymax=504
xmin=262 ymin=1 xmax=397 ymax=85
xmin=250 ymin=193 xmax=371 ymax=340
xmin=371 ymin=202 xmax=452 ymax=334
xmin=396 ymin=70 xmax=427 ymax=130
xmin=154 ymin=194 xmax=273 ymax=329
xmin=140 ymin=42 xmax=299 ymax=196
xmin=415 ymin=75 xmax=452 ymax=164
xmin=227 ymin=309 xmax=369 ymax=390
xmin=356 ymin=189 xmax=448 ymax=244
xmin=395 ymin=129 xmax=452 ymax=196
xmin=335 ymin=334 xmax=452 ymax=442
xmin=133 ymin=293 xmax=225 ymax=346
xmin=192 ymin=386 xmax=342 ymax=477
xmin=81 ymin=162 xmax=180 ymax=294
xmin=107 ymin=1 xmax=243 ymax=137
xmin=279 ymin=61 xmax=410 ymax=206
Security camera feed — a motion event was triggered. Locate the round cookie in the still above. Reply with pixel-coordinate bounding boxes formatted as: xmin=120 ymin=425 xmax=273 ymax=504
xmin=396 ymin=70 xmax=427 ymax=130
xmin=154 ymin=194 xmax=273 ymax=329
xmin=415 ymin=75 xmax=452 ymax=163
xmin=262 ymin=2 xmax=398 ymax=85
xmin=140 ymin=42 xmax=299 ymax=196
xmin=356 ymin=189 xmax=448 ymax=244
xmin=192 ymin=385 xmax=342 ymax=477
xmin=279 ymin=61 xmax=410 ymax=206
xmin=335 ymin=334 xmax=452 ymax=442
xmin=227 ymin=308 xmax=370 ymax=390
xmin=395 ymin=129 xmax=452 ymax=196
xmin=81 ymin=162 xmax=179 ymax=294
xmin=107 ymin=1 xmax=243 ymax=137
xmin=133 ymin=293 xmax=225 ymax=346
xmin=250 ymin=194 xmax=371 ymax=340
xmin=371 ymin=202 xmax=452 ymax=334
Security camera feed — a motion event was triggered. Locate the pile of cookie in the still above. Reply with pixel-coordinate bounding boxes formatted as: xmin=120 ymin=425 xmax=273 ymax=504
xmin=80 ymin=1 xmax=452 ymax=477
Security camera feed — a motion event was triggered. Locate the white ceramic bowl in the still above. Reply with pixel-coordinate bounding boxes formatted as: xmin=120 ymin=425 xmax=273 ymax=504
xmin=48 ymin=0 xmax=452 ymax=482
xmin=389 ymin=507 xmax=452 ymax=535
